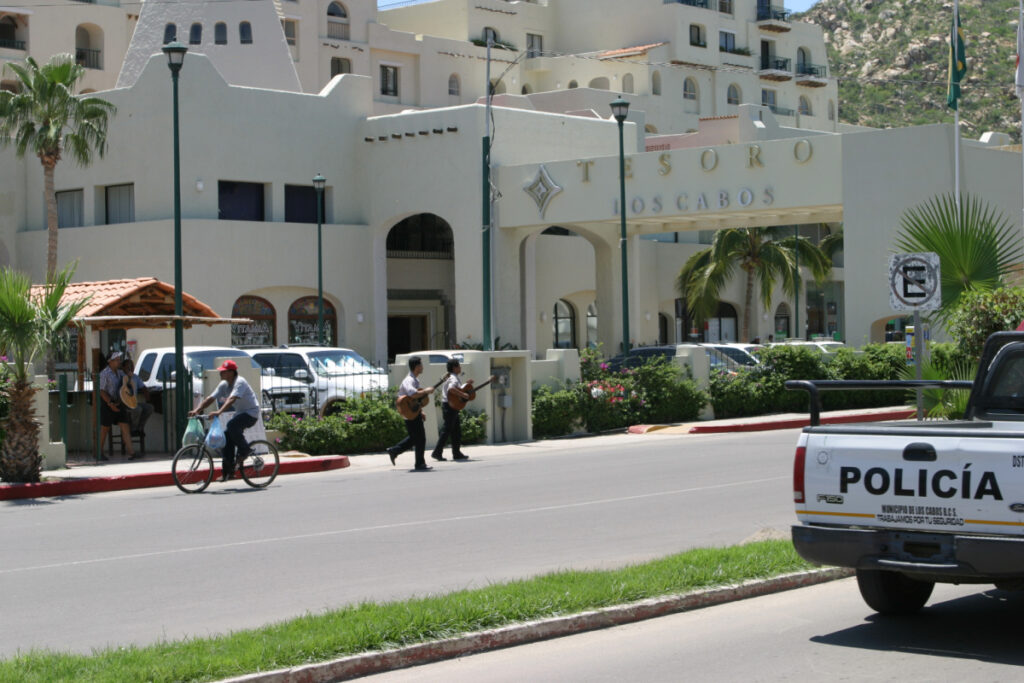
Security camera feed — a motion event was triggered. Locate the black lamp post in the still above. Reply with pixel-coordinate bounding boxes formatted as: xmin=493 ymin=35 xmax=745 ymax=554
xmin=313 ymin=173 xmax=326 ymax=345
xmin=163 ymin=40 xmax=187 ymax=441
xmin=610 ymin=96 xmax=631 ymax=354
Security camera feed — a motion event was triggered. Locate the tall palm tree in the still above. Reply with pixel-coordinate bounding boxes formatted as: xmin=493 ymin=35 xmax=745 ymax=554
xmin=894 ymin=193 xmax=1022 ymax=322
xmin=676 ymin=226 xmax=832 ymax=342
xmin=0 ymin=55 xmax=116 ymax=280
xmin=0 ymin=264 xmax=88 ymax=483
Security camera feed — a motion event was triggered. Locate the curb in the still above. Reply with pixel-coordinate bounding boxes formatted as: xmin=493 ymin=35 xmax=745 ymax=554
xmin=0 ymin=455 xmax=350 ymax=501
xmin=687 ymin=408 xmax=916 ymax=434
xmin=223 ymin=567 xmax=854 ymax=683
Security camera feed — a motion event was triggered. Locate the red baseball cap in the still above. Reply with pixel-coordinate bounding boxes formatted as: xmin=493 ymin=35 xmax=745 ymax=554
xmin=217 ymin=359 xmax=238 ymax=372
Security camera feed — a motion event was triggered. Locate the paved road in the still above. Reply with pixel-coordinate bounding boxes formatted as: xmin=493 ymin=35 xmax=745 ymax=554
xmin=0 ymin=430 xmax=797 ymax=658
xmin=362 ymin=579 xmax=1024 ymax=682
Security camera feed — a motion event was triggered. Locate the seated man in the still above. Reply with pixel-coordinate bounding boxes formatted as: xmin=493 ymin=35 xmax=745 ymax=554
xmin=121 ymin=358 xmax=154 ymax=437
xmin=98 ymin=351 xmax=138 ymax=461
xmin=189 ymin=360 xmax=260 ymax=481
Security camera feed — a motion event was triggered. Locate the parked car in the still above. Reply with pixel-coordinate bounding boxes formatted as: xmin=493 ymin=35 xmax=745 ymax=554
xmin=135 ymin=346 xmax=312 ymax=416
xmin=246 ymin=346 xmax=388 ymax=413
xmin=700 ymin=343 xmax=760 ymax=366
xmin=606 ymin=345 xmax=736 ymax=372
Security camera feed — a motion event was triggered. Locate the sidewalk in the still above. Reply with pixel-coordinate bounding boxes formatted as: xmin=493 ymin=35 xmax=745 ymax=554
xmin=0 ymin=405 xmax=915 ymax=501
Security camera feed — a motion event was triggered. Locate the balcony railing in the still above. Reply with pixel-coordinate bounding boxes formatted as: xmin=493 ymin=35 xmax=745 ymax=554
xmin=796 ymin=62 xmax=828 ymax=78
xmin=765 ymin=103 xmax=794 ymax=116
xmin=757 ymin=5 xmax=790 ymax=22
xmin=75 ymin=47 xmax=101 ymax=70
xmin=326 ymin=21 xmax=349 ymax=41
xmin=665 ymin=0 xmax=709 ymax=8
xmin=760 ymin=55 xmax=791 ymax=71
xmin=0 ymin=38 xmax=26 ymax=51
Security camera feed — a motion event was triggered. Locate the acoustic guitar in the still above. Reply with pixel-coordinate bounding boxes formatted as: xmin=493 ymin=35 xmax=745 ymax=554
xmin=448 ymin=375 xmax=498 ymax=411
xmin=395 ymin=373 xmax=449 ymax=420
xmin=120 ymin=373 xmax=138 ymax=410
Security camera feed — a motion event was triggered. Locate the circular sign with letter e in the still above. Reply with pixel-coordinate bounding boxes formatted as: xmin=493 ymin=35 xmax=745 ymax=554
xmin=889 ymin=252 xmax=941 ymax=312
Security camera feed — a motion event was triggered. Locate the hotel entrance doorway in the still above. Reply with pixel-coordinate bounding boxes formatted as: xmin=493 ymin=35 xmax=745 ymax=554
xmin=388 ymin=315 xmax=428 ymax=362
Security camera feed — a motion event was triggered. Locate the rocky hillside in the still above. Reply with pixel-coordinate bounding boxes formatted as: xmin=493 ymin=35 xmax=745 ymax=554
xmin=795 ymin=0 xmax=1023 ymax=141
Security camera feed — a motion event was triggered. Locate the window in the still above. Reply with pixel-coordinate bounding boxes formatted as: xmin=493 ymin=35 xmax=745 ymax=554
xmin=622 ymin=73 xmax=634 ymax=94
xmin=719 ymin=0 xmax=733 ymax=13
xmin=828 ymin=100 xmax=835 ymax=121
xmin=189 ymin=23 xmax=202 ymax=45
xmin=651 ymin=70 xmax=661 ymax=96
xmin=761 ymin=88 xmax=776 ymax=108
xmin=163 ymin=23 xmax=176 ymax=45
xmin=683 ymin=77 xmax=697 ymax=101
xmin=448 ymin=73 xmax=460 ymax=96
xmin=239 ymin=21 xmax=252 ymax=44
xmin=215 ymin=22 xmax=227 ymax=45
xmin=553 ymin=300 xmax=576 ymax=349
xmin=232 ymin=296 xmax=276 ymax=347
xmin=56 ymin=190 xmax=84 ymax=228
xmin=586 ymin=303 xmax=598 ymax=348
xmin=719 ymin=31 xmax=735 ymax=52
xmin=327 ymin=2 xmax=349 ymax=40
xmin=526 ymin=33 xmax=543 ymax=58
xmin=282 ymin=20 xmax=296 ymax=46
xmin=386 ymin=214 xmax=453 ymax=256
xmin=380 ymin=64 xmax=398 ymax=96
xmin=588 ymin=76 xmax=609 ymax=90
xmin=689 ymin=24 xmax=706 ymax=48
xmin=284 ymin=183 xmax=326 ymax=223
xmin=104 ymin=184 xmax=134 ymax=224
xmin=218 ymin=181 xmax=265 ymax=221
xmin=289 ymin=297 xmax=336 ymax=345
xmin=797 ymin=47 xmax=810 ymax=71
xmin=568 ymin=79 xmax=578 ymax=89
xmin=727 ymin=83 xmax=740 ymax=105
xmin=0 ymin=16 xmax=17 ymax=48
xmin=331 ymin=57 xmax=351 ymax=77
xmin=799 ymin=95 xmax=811 ymax=115
xmin=483 ymin=26 xmax=498 ymax=44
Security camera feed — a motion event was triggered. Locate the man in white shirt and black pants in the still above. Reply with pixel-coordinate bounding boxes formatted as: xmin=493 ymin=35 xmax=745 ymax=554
xmin=387 ymin=357 xmax=435 ymax=471
xmin=432 ymin=358 xmax=470 ymax=462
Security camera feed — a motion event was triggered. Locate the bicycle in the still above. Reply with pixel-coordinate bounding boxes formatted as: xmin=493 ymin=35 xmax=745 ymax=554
xmin=171 ymin=414 xmax=280 ymax=493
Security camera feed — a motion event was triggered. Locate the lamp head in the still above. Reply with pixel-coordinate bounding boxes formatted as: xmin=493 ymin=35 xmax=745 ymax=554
xmin=163 ymin=41 xmax=187 ymax=71
xmin=312 ymin=174 xmax=326 ymax=192
xmin=610 ymin=96 xmax=630 ymax=123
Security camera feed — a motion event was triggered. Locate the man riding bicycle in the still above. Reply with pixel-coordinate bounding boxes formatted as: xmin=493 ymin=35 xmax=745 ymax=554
xmin=189 ymin=359 xmax=260 ymax=481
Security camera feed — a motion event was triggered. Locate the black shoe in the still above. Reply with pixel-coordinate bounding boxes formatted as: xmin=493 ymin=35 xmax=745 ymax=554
xmin=220 ymin=471 xmax=233 ymax=482
xmin=431 ymin=453 xmax=447 ymax=461
xmin=387 ymin=449 xmax=398 ymax=466
xmin=128 ymin=453 xmax=142 ymax=461
xmin=97 ymin=454 xmax=110 ymax=462
xmin=413 ymin=465 xmax=433 ymax=472
xmin=453 ymin=454 xmax=469 ymax=461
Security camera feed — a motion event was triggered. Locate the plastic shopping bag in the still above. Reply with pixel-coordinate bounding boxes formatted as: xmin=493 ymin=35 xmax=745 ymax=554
xmin=205 ymin=416 xmax=227 ymax=450
xmin=183 ymin=417 xmax=205 ymax=447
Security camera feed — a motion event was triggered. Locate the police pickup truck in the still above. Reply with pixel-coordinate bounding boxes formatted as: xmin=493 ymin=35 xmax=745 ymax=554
xmin=787 ymin=332 xmax=1024 ymax=615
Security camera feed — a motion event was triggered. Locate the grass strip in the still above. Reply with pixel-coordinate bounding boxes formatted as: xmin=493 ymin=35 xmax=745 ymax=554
xmin=1 ymin=539 xmax=812 ymax=682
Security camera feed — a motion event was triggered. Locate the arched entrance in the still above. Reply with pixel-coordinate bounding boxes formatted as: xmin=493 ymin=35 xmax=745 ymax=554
xmin=385 ymin=213 xmax=455 ymax=361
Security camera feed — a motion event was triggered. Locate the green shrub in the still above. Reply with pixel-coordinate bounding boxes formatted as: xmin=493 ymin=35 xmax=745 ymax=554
xmin=531 ymin=385 xmax=580 ymax=438
xmin=267 ymin=391 xmax=405 ymax=455
xmin=824 ymin=344 xmax=907 ymax=409
xmin=947 ymin=287 xmax=1024 ymax=360
xmin=459 ymin=408 xmax=488 ymax=445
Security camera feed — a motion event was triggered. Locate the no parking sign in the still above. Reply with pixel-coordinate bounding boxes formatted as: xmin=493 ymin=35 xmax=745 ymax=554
xmin=889 ymin=252 xmax=941 ymax=312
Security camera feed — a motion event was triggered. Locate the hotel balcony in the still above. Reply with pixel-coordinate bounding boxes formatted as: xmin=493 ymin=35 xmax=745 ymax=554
xmin=795 ymin=62 xmax=829 ymax=87
xmin=325 ymin=21 xmax=349 ymax=41
xmin=764 ymin=103 xmax=794 ymax=117
xmin=664 ymin=0 xmax=711 ymax=9
xmin=75 ymin=47 xmax=102 ymax=70
xmin=0 ymin=38 xmax=25 ymax=51
xmin=758 ymin=56 xmax=792 ymax=81
xmin=756 ymin=5 xmax=791 ymax=32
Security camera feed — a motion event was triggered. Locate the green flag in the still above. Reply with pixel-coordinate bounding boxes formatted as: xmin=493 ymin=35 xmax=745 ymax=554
xmin=947 ymin=5 xmax=967 ymax=110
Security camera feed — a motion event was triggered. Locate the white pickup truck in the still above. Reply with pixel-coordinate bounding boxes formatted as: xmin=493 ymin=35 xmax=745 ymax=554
xmin=788 ymin=332 xmax=1024 ymax=615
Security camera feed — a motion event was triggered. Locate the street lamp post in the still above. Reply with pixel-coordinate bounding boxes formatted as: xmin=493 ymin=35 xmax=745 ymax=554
xmin=313 ymin=174 xmax=326 ymax=345
xmin=163 ymin=41 xmax=187 ymax=442
xmin=610 ymin=97 xmax=631 ymax=354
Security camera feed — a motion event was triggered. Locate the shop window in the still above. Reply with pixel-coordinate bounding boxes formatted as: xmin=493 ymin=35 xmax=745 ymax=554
xmin=232 ymin=296 xmax=276 ymax=347
xmin=289 ymin=296 xmax=336 ymax=345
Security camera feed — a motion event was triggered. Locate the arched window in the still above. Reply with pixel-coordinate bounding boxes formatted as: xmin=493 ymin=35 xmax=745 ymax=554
xmin=622 ymin=73 xmax=634 ymax=94
xmin=553 ymin=300 xmax=577 ymax=349
xmin=289 ymin=296 xmax=337 ymax=345
xmin=189 ymin=22 xmax=202 ymax=45
xmin=232 ymin=296 xmax=276 ymax=347
xmin=331 ymin=57 xmax=351 ymax=77
xmin=386 ymin=213 xmax=454 ymax=257
xmin=797 ymin=46 xmax=810 ymax=72
xmin=214 ymin=22 xmax=227 ymax=45
xmin=586 ymin=303 xmax=598 ymax=347
xmin=707 ymin=302 xmax=738 ymax=342
xmin=239 ymin=21 xmax=253 ymax=44
xmin=774 ymin=303 xmax=791 ymax=339
xmin=828 ymin=100 xmax=835 ymax=121
xmin=163 ymin=23 xmax=177 ymax=45
xmin=483 ymin=26 xmax=498 ymax=44
xmin=683 ymin=77 xmax=698 ymax=101
xmin=0 ymin=17 xmax=15 ymax=44
xmin=588 ymin=76 xmax=609 ymax=90
xmin=651 ymin=70 xmax=661 ymax=96
xmin=75 ymin=24 xmax=104 ymax=69
xmin=327 ymin=2 xmax=349 ymax=40
xmin=798 ymin=95 xmax=811 ymax=115
xmin=568 ymin=79 xmax=578 ymax=89
xmin=727 ymin=83 xmax=740 ymax=105
xmin=448 ymin=73 xmax=460 ymax=96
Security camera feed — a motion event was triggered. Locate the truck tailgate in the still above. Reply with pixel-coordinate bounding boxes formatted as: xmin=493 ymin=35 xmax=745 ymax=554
xmin=798 ymin=427 xmax=1024 ymax=536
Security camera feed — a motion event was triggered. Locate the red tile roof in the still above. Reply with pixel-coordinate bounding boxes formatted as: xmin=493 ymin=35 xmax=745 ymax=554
xmin=31 ymin=277 xmax=219 ymax=319
xmin=598 ymin=42 xmax=667 ymax=59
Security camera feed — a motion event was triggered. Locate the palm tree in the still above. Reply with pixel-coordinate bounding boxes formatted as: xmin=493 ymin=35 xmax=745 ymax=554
xmin=0 ymin=55 xmax=116 ymax=280
xmin=676 ymin=226 xmax=832 ymax=342
xmin=0 ymin=264 xmax=88 ymax=483
xmin=894 ymin=193 xmax=1022 ymax=321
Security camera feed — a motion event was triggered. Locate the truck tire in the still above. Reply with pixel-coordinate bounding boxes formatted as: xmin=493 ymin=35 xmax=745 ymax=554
xmin=856 ymin=569 xmax=934 ymax=615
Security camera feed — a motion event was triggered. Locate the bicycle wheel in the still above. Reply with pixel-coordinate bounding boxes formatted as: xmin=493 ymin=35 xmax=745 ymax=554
xmin=239 ymin=439 xmax=280 ymax=488
xmin=172 ymin=444 xmax=214 ymax=493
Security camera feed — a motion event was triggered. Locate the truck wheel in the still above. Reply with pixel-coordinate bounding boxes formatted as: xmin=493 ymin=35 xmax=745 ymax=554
xmin=319 ymin=397 xmax=346 ymax=419
xmin=856 ymin=569 xmax=934 ymax=615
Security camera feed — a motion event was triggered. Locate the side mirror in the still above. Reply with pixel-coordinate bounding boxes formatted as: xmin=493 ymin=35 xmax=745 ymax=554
xmin=294 ymin=369 xmax=309 ymax=380
xmin=263 ymin=367 xmax=277 ymax=376
xmin=169 ymin=371 xmax=176 ymax=381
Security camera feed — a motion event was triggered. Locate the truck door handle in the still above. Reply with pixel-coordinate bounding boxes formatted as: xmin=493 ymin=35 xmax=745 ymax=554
xmin=903 ymin=443 xmax=937 ymax=461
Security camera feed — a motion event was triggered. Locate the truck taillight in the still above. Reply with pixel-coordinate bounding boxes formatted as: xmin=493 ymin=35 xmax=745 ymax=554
xmin=793 ymin=446 xmax=806 ymax=504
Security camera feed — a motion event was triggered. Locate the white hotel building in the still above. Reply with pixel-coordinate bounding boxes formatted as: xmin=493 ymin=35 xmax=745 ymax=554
xmin=0 ymin=0 xmax=1020 ymax=365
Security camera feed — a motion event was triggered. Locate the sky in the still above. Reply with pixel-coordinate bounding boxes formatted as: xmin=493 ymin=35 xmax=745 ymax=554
xmin=787 ymin=0 xmax=820 ymax=12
